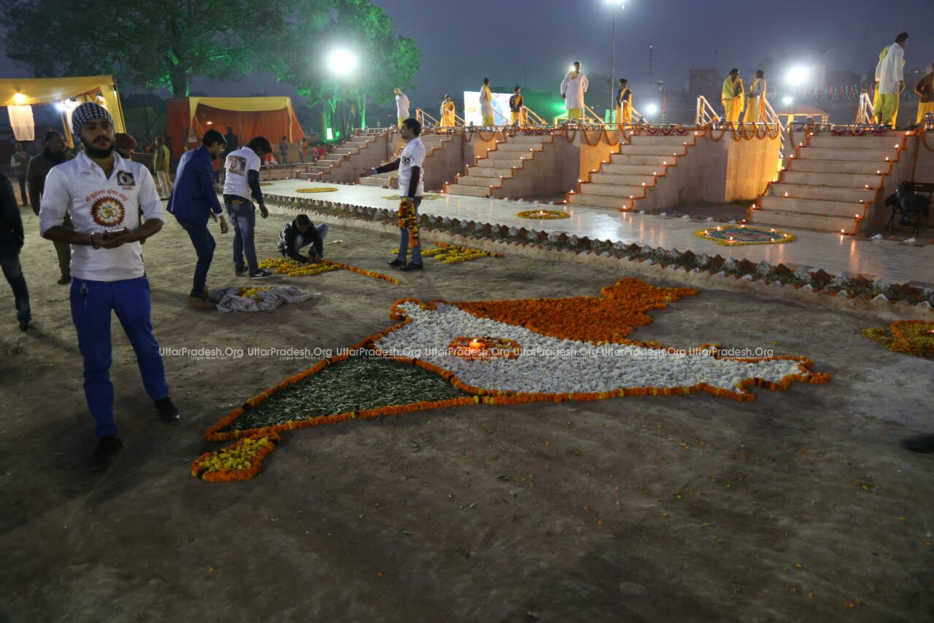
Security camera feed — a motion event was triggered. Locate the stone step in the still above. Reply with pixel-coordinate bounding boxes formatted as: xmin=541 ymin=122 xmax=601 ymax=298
xmin=788 ymin=159 xmax=885 ymax=175
xmin=609 ymin=153 xmax=674 ymax=166
xmin=769 ymin=183 xmax=873 ymax=203
xmin=485 ymin=148 xmax=529 ymax=160
xmin=359 ymin=175 xmax=393 ymax=188
xmin=600 ymin=163 xmax=664 ymax=176
xmin=806 ymin=135 xmax=902 ymax=150
xmin=497 ymin=142 xmax=545 ymax=152
xmin=799 ymin=147 xmax=896 ymax=161
xmin=505 ymin=135 xmax=548 ymax=144
xmin=628 ymin=134 xmax=694 ymax=146
xmin=780 ymin=170 xmax=881 ymax=188
xmin=759 ymin=195 xmax=863 ymax=219
xmin=619 ymin=144 xmax=687 ymax=156
xmin=468 ymin=166 xmax=514 ymax=178
xmin=750 ymin=208 xmax=858 ymax=233
xmin=569 ymin=193 xmax=630 ymax=210
xmin=581 ymin=183 xmax=648 ymax=198
xmin=477 ymin=156 xmax=525 ymax=168
xmin=458 ymin=175 xmax=502 ymax=188
xmin=446 ymin=184 xmax=490 ymax=198
xmin=589 ymin=172 xmax=657 ymax=186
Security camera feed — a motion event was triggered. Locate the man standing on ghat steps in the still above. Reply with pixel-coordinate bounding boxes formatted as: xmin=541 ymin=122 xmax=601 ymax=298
xmin=561 ymin=61 xmax=589 ymax=122
xmin=874 ymin=32 xmax=907 ymax=129
xmin=39 ymin=102 xmax=179 ymax=472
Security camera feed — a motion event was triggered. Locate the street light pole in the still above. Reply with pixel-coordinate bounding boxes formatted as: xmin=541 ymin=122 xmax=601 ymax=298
xmin=609 ymin=13 xmax=616 ymax=112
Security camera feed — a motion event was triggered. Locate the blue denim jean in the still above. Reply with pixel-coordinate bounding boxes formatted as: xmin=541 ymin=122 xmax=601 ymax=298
xmin=396 ymin=197 xmax=422 ymax=264
xmin=0 ymin=254 xmax=30 ymax=325
xmin=178 ymin=219 xmax=216 ymax=297
xmin=70 ymin=277 xmax=169 ymax=437
xmin=225 ymin=197 xmax=258 ymax=275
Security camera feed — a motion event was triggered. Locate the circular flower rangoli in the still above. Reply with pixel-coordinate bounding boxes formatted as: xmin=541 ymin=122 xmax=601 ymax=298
xmin=695 ymin=225 xmax=795 ymax=246
xmin=517 ymin=209 xmax=570 ymax=220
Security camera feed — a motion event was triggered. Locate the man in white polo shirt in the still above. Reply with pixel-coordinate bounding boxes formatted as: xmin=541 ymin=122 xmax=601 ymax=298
xmin=39 ymin=102 xmax=179 ymax=471
xmin=223 ymin=136 xmax=272 ymax=278
xmin=366 ymin=117 xmax=425 ymax=271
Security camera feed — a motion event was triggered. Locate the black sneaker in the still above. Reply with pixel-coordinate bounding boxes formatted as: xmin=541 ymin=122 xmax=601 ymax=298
xmin=235 ymin=267 xmax=247 ymax=277
xmin=90 ymin=436 xmax=123 ymax=472
xmin=18 ymin=319 xmax=30 ymax=332
xmin=250 ymin=269 xmax=273 ymax=279
xmin=400 ymin=262 xmax=423 ymax=272
xmin=903 ymin=434 xmax=934 ymax=453
xmin=154 ymin=397 xmax=181 ymax=423
xmin=387 ymin=259 xmax=405 ymax=268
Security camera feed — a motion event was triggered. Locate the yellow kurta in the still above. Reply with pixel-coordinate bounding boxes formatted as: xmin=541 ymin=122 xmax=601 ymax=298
xmin=441 ymin=101 xmax=456 ymax=127
xmin=743 ymin=78 xmax=767 ymax=123
xmin=721 ymin=76 xmax=744 ymax=125
xmin=616 ymin=88 xmax=633 ymax=125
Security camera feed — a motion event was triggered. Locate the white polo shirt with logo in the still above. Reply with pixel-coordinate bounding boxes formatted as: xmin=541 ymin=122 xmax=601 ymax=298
xmin=223 ymin=146 xmax=261 ymax=199
xmin=39 ymin=151 xmax=163 ymax=282
xmin=397 ymin=137 xmax=425 ymax=198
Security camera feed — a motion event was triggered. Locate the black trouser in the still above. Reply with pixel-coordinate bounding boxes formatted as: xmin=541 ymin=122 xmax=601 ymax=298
xmin=15 ymin=176 xmax=27 ymax=208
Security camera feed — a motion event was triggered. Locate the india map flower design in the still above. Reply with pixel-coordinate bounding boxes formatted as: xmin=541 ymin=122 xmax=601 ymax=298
xmin=195 ymin=278 xmax=830 ymax=481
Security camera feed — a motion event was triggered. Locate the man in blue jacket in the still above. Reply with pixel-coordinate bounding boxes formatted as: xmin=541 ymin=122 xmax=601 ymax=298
xmin=167 ymin=130 xmax=228 ymax=310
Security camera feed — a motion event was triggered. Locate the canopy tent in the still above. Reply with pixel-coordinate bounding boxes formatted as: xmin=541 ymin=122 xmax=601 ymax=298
xmin=0 ymin=75 xmax=126 ymax=145
xmin=166 ymin=96 xmax=305 ymax=161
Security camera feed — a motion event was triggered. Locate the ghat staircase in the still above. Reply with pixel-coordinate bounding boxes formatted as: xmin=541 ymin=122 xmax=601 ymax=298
xmin=750 ymin=133 xmax=908 ymax=234
xmin=443 ymin=135 xmax=549 ymax=198
xmin=358 ymin=132 xmax=453 ymax=190
xmin=566 ymin=133 xmax=698 ymax=211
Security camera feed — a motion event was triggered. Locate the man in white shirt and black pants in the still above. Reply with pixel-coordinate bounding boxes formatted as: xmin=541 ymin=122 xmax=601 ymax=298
xmin=223 ymin=137 xmax=272 ymax=278
xmin=366 ymin=118 xmax=425 ymax=271
xmin=39 ymin=103 xmax=179 ymax=471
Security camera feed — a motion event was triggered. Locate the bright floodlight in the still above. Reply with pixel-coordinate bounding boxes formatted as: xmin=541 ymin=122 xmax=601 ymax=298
xmin=782 ymin=95 xmax=794 ymax=106
xmin=784 ymin=66 xmax=810 ymax=87
xmin=645 ymin=103 xmax=660 ymax=116
xmin=12 ymin=92 xmax=27 ymax=105
xmin=606 ymin=0 xmax=625 ymax=6
xmin=327 ymin=49 xmax=358 ymax=76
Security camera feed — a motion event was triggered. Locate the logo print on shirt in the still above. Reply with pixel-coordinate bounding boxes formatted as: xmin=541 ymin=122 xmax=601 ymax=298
xmin=116 ymin=171 xmax=135 ymax=187
xmin=91 ymin=196 xmax=126 ymax=227
xmin=228 ymin=156 xmax=246 ymax=176
xmin=401 ymin=156 xmax=411 ymax=165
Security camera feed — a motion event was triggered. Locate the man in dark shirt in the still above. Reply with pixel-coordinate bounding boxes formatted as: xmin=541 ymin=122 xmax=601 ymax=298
xmin=277 ymin=213 xmax=327 ymax=263
xmin=224 ymin=126 xmax=239 ymax=156
xmin=509 ymin=86 xmax=525 ymax=127
xmin=27 ymin=131 xmax=72 ymax=284
xmin=0 ymin=171 xmax=30 ymax=330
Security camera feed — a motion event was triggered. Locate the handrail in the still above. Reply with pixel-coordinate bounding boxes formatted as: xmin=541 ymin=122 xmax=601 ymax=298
xmin=855 ymin=91 xmax=874 ymax=125
xmin=522 ymin=105 xmax=547 ymax=126
xmin=415 ymin=108 xmax=440 ymax=128
xmin=584 ymin=105 xmax=606 ymax=125
xmin=695 ymin=95 xmax=721 ymax=126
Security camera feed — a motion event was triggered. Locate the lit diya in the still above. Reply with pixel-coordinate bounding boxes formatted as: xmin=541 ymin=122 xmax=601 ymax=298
xmin=449 ymin=336 xmax=521 ymax=361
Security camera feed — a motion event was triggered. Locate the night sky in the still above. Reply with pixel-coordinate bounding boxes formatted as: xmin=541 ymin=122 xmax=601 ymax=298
xmin=1 ymin=0 xmax=931 ymax=106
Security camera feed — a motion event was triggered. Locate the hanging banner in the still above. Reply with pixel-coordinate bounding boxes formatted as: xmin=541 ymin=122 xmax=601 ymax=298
xmin=8 ymin=105 xmax=35 ymax=141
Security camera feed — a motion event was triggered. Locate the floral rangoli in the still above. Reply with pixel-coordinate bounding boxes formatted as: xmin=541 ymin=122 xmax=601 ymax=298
xmin=194 ymin=278 xmax=830 ymax=481
xmin=695 ymin=225 xmax=795 ymax=246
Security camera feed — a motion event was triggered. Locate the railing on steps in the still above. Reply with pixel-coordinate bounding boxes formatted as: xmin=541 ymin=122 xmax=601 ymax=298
xmin=584 ymin=105 xmax=606 ymax=125
xmin=416 ymin=108 xmax=440 ymax=128
xmin=523 ymin=106 xmax=548 ymax=127
xmin=855 ymin=91 xmax=875 ymax=125
xmin=695 ymin=96 xmax=721 ymax=126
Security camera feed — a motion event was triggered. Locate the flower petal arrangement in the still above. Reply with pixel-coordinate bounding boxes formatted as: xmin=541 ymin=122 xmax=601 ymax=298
xmin=517 ymin=209 xmax=571 ymax=220
xmin=257 ymin=257 xmax=399 ymax=284
xmin=393 ymin=242 xmax=503 ymax=264
xmin=863 ymin=321 xmax=934 ymax=358
xmin=195 ymin=278 xmax=830 ymax=482
xmin=695 ymin=225 xmax=796 ymax=246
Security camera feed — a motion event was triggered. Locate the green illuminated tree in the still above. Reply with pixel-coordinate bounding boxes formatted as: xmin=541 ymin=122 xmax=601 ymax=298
xmin=1 ymin=0 xmax=287 ymax=97
xmin=267 ymin=0 xmax=421 ymax=134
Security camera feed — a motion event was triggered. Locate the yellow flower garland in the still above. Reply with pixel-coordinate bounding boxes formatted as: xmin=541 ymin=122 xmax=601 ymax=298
xmin=393 ymin=242 xmax=502 ymax=264
xmin=236 ymin=287 xmax=273 ymax=301
xmin=296 ymin=187 xmax=339 ymax=193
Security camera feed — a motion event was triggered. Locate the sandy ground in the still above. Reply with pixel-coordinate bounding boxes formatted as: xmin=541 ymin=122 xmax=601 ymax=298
xmin=1 ymin=203 xmax=933 ymax=623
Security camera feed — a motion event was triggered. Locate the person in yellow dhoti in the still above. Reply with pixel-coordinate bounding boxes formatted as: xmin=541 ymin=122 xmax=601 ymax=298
xmin=479 ymin=78 xmax=495 ymax=127
xmin=561 ymin=61 xmax=589 ymax=122
xmin=616 ymin=78 xmax=633 ymax=125
xmin=394 ymin=88 xmax=410 ymax=128
xmin=440 ymin=95 xmax=456 ymax=128
xmin=509 ymin=86 xmax=525 ymax=127
xmin=743 ymin=70 xmax=767 ymax=123
xmin=874 ymin=32 xmax=908 ymax=129
xmin=915 ymin=63 xmax=934 ymax=126
xmin=721 ymin=68 xmax=744 ymax=125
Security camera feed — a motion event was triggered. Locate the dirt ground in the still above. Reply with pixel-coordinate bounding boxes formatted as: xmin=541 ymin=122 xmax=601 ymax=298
xmin=1 ymin=203 xmax=933 ymax=623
